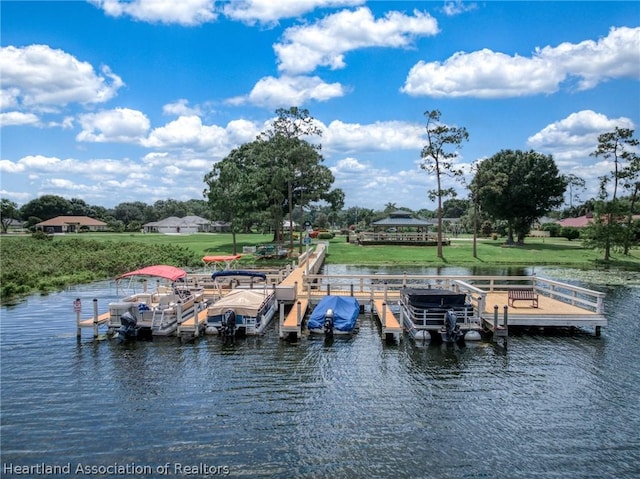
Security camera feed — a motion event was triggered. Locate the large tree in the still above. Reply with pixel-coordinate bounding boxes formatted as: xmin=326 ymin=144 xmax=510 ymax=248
xmin=203 ymin=129 xmax=343 ymax=249
xmin=587 ymin=127 xmax=639 ymax=260
xmin=473 ymin=149 xmax=567 ymax=245
xmin=421 ymin=110 xmax=469 ymax=258
xmin=204 ymin=144 xmax=258 ymax=254
xmin=260 ymin=107 xmax=323 ymax=251
xmin=20 ymin=194 xmax=72 ymax=221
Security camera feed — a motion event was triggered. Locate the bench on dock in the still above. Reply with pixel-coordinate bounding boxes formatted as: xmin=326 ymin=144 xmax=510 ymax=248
xmin=507 ymin=288 xmax=539 ymax=308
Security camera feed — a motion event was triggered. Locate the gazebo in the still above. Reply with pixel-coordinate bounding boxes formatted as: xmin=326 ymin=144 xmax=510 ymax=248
xmin=372 ymin=210 xmax=433 ymax=232
xmin=355 ymin=210 xmax=445 ymax=246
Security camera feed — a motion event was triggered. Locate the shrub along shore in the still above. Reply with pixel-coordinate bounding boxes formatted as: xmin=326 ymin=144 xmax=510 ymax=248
xmin=1 ymin=232 xmax=638 ymax=305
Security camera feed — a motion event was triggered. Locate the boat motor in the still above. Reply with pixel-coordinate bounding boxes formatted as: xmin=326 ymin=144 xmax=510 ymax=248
xmin=443 ymin=309 xmax=463 ymax=343
xmin=221 ymin=310 xmax=236 ymax=342
xmin=324 ymin=308 xmax=334 ymax=337
xmin=117 ymin=311 xmax=138 ymax=341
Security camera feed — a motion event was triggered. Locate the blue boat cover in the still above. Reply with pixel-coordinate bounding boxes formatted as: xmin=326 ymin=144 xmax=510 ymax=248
xmin=308 ymin=296 xmax=360 ymax=332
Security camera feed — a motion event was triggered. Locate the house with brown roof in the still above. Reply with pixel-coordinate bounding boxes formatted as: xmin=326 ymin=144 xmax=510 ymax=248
xmin=36 ymin=216 xmax=108 ymax=233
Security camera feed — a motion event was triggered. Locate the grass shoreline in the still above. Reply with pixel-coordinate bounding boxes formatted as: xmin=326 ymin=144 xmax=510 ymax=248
xmin=1 ymin=233 xmax=638 ymax=304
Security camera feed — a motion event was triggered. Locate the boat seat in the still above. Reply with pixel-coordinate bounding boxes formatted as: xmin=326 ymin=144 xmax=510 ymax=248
xmin=157 ymin=294 xmax=177 ymax=309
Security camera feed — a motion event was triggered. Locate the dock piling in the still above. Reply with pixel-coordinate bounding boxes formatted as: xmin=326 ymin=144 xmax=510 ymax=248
xmin=92 ymin=298 xmax=99 ymax=338
xmin=75 ymin=298 xmax=82 ymax=339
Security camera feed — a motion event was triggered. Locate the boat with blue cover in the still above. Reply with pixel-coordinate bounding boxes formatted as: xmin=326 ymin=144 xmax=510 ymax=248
xmin=307 ymin=296 xmax=360 ymax=337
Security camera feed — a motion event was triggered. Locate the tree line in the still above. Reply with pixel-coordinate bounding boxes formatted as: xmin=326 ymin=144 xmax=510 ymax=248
xmin=1 ymin=108 xmax=638 ymax=262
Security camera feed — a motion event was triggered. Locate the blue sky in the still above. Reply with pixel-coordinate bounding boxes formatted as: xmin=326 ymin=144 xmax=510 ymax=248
xmin=1 ymin=1 xmax=639 ymax=211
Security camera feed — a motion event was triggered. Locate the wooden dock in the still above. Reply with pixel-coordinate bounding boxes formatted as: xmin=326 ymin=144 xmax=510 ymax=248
xmin=177 ymin=306 xmax=209 ymax=340
xmin=372 ymin=299 xmax=403 ymax=342
xmin=76 ymin=248 xmax=608 ymax=344
xmin=279 ymin=298 xmax=309 ymax=340
xmin=300 ymin=273 xmax=608 ymax=339
xmin=76 ymin=312 xmax=110 ymax=338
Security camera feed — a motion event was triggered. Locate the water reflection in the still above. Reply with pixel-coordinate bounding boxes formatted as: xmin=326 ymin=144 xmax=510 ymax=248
xmin=1 ymin=269 xmax=639 ymax=478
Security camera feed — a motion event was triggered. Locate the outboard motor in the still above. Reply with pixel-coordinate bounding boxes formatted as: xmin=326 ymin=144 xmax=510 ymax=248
xmin=117 ymin=311 xmax=138 ymax=342
xmin=443 ymin=309 xmax=463 ymax=343
xmin=221 ymin=310 xmax=236 ymax=344
xmin=324 ymin=309 xmax=334 ymax=338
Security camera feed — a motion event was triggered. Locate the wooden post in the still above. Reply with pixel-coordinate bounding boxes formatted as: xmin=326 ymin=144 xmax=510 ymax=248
xmin=382 ymin=302 xmax=387 ymax=327
xmin=193 ymin=302 xmax=200 ymax=338
xmin=327 ymin=283 xmax=331 ymax=296
xmin=176 ymin=302 xmax=183 ymax=330
xmin=74 ymin=298 xmax=82 ymax=339
xmin=279 ymin=302 xmax=285 ymax=327
xmin=92 ymin=298 xmax=99 ymax=338
xmin=350 ymin=284 xmax=354 ymax=297
xmin=296 ymin=300 xmax=302 ymax=327
xmin=493 ymin=305 xmax=498 ymax=333
xmin=502 ymin=305 xmax=509 ymax=348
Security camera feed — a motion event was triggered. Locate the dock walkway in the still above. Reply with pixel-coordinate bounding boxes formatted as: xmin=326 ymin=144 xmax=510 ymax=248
xmin=280 ymin=298 xmax=309 ymax=340
xmin=372 ymin=299 xmax=403 ymax=342
xmin=177 ymin=306 xmax=209 ymax=339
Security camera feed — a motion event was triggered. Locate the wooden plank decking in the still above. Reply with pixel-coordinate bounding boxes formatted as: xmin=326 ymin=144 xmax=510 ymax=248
xmin=482 ymin=291 xmax=606 ymax=327
xmin=78 ymin=312 xmax=110 ymax=328
xmin=372 ymin=299 xmax=403 ymax=342
xmin=280 ymin=298 xmax=308 ymax=339
xmin=178 ymin=308 xmax=209 ymax=338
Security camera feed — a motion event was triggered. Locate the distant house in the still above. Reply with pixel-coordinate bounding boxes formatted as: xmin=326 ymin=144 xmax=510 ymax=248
xmin=556 ymin=215 xmax=594 ymax=228
xmin=143 ymin=215 xmax=214 ymax=234
xmin=36 ymin=216 xmax=107 ymax=233
xmin=557 ymin=214 xmax=640 ymax=228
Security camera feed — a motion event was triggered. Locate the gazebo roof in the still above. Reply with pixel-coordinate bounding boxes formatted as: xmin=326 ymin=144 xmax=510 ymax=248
xmin=372 ymin=211 xmax=434 ymax=227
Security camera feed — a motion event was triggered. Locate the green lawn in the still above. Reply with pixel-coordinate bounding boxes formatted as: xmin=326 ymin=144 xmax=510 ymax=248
xmin=1 ymin=232 xmax=637 ymax=304
xmin=56 ymin=232 xmax=639 ymax=268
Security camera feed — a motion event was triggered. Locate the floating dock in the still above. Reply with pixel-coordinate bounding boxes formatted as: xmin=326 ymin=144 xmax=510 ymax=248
xmin=76 ymin=243 xmax=607 ymax=344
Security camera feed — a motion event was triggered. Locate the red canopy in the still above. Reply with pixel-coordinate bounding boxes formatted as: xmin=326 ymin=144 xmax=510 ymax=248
xmin=116 ymin=265 xmax=187 ymax=282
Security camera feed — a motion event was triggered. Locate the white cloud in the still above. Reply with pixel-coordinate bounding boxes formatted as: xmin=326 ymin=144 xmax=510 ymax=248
xmin=91 ymin=0 xmax=217 ymax=26
xmin=0 ymin=111 xmax=40 ymax=127
xmin=403 ymin=49 xmax=562 ymax=98
xmin=0 ymin=88 xmax=19 ymax=110
xmin=527 ymin=110 xmax=635 ymax=165
xmin=402 ymin=26 xmax=640 ymax=98
xmin=222 ymin=0 xmax=364 ymax=25
xmin=163 ymin=99 xmax=202 ymax=117
xmin=77 ymin=108 xmax=151 ymax=143
xmin=0 ymin=45 xmax=123 ymax=108
xmin=229 ymin=75 xmax=346 ymax=108
xmin=526 ymin=109 xmax=637 ymax=201
xmin=330 ymin=156 xmax=434 ymax=209
xmin=321 ymin=120 xmax=425 ymax=153
xmin=441 ymin=1 xmax=477 ymax=16
xmin=275 ymin=7 xmax=439 ymax=75
xmin=142 ymin=115 xmax=259 ymax=155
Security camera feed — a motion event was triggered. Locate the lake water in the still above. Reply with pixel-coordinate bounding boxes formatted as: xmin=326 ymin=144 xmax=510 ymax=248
xmin=1 ymin=266 xmax=639 ymax=478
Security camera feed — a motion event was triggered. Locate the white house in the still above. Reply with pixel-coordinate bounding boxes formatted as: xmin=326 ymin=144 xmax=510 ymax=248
xmin=143 ymin=216 xmax=212 ymax=234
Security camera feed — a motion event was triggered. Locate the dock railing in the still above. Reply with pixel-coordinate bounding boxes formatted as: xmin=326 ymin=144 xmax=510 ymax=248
xmin=301 ymin=273 xmax=606 ymax=315
xmin=533 ymin=277 xmax=605 ymax=314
